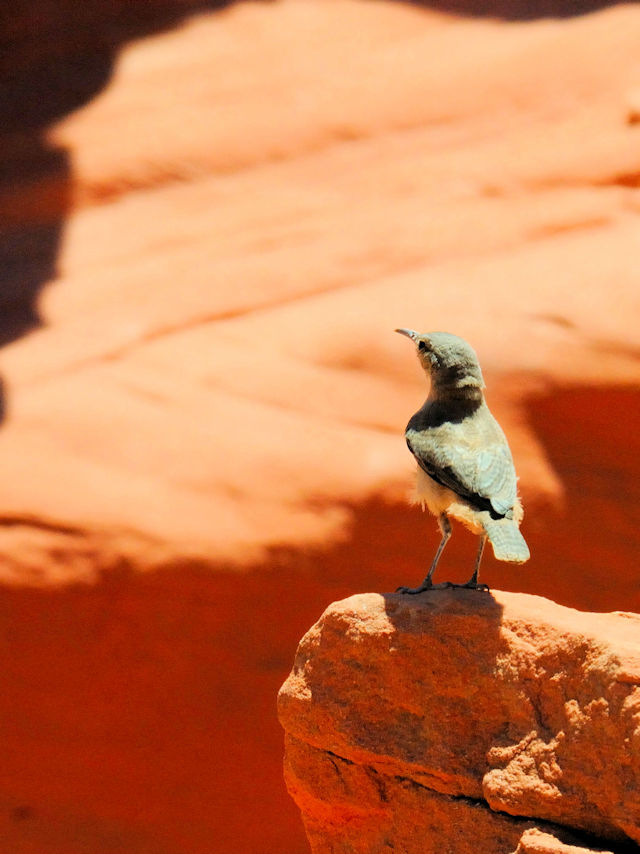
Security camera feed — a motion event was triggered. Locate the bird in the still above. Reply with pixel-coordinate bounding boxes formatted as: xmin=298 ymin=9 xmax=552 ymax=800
xmin=395 ymin=329 xmax=529 ymax=593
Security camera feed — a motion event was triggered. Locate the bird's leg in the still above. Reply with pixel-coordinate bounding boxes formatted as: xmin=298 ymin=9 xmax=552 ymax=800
xmin=457 ymin=534 xmax=490 ymax=591
xmin=397 ymin=514 xmax=452 ymax=594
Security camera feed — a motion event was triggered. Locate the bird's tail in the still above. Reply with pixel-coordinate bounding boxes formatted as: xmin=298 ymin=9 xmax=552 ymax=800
xmin=482 ymin=517 xmax=530 ymax=564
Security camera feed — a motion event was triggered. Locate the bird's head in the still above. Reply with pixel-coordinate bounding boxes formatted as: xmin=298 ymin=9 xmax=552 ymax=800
xmin=395 ymin=329 xmax=485 ymax=396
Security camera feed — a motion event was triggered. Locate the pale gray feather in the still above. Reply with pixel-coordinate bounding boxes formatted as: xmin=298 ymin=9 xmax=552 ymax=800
xmin=406 ymin=400 xmax=517 ymax=519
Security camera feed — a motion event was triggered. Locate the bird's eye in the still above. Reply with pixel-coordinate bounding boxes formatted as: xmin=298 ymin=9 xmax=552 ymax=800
xmin=418 ymin=340 xmax=427 ymax=352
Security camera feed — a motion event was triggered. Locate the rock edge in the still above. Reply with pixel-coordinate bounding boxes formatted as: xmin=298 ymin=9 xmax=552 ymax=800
xmin=278 ymin=590 xmax=640 ymax=853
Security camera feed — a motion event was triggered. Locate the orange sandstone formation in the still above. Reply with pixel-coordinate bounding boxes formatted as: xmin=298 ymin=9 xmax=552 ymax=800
xmin=1 ymin=0 xmax=640 ymax=583
xmin=279 ymin=590 xmax=640 ymax=853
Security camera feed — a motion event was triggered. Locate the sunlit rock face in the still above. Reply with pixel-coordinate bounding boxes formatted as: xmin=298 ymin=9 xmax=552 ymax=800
xmin=279 ymin=590 xmax=640 ymax=853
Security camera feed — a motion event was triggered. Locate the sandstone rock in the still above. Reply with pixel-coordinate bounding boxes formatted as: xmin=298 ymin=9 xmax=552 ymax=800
xmin=278 ymin=590 xmax=640 ymax=852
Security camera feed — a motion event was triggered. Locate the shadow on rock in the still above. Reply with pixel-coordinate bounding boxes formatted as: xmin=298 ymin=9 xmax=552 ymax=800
xmin=519 ymin=384 xmax=640 ymax=612
xmin=0 ymin=0 xmax=245 ymax=423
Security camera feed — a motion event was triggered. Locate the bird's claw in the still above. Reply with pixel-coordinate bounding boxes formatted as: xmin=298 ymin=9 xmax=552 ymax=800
xmin=395 ymin=582 xmax=452 ymax=594
xmin=395 ymin=581 xmax=489 ymax=594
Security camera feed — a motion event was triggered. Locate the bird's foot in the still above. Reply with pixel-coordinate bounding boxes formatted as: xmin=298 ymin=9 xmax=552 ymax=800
xmin=450 ymin=581 xmax=490 ymax=592
xmin=395 ymin=581 xmax=453 ymax=594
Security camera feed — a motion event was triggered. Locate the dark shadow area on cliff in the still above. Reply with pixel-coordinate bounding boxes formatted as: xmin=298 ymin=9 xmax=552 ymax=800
xmin=402 ymin=0 xmax=633 ymax=21
xmin=0 ymin=562 xmax=313 ymax=854
xmin=0 ymin=0 xmax=251 ymax=422
xmin=521 ymin=383 xmax=640 ymax=613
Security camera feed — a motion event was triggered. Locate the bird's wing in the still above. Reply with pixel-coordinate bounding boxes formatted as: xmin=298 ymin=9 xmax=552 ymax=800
xmin=406 ymin=424 xmax=517 ymax=518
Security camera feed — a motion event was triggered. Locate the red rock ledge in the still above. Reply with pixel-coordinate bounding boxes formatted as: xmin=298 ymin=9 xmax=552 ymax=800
xmin=278 ymin=590 xmax=640 ymax=853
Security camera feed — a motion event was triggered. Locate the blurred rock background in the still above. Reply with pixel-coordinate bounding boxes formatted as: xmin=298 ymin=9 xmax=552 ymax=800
xmin=0 ymin=0 xmax=639 ymax=851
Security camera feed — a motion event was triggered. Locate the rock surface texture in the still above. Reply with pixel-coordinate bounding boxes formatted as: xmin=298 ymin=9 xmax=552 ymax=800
xmin=279 ymin=591 xmax=640 ymax=853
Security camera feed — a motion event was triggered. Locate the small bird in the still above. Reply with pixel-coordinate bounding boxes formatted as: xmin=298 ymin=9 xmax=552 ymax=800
xmin=395 ymin=329 xmax=529 ymax=593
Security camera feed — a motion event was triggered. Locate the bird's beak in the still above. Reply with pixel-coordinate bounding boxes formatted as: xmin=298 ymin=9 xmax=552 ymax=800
xmin=395 ymin=328 xmax=419 ymax=341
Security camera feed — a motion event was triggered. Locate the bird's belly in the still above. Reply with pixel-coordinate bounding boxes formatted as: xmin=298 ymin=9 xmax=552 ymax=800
xmin=414 ymin=466 xmax=484 ymax=535
xmin=413 ymin=466 xmax=457 ymax=515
